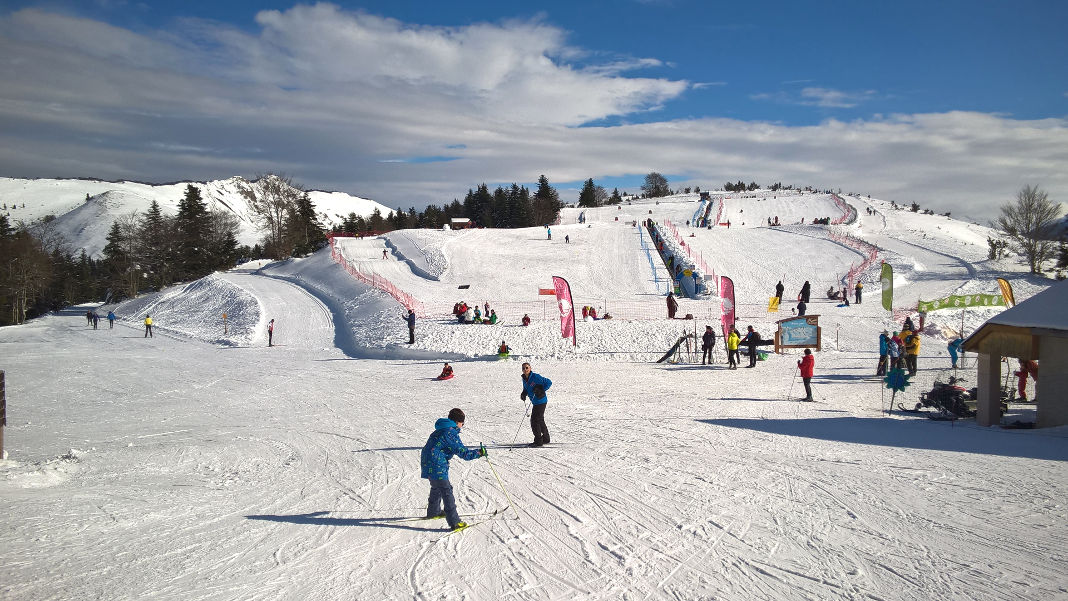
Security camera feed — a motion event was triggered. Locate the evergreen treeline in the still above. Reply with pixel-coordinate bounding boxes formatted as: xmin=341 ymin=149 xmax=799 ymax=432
xmin=335 ymin=174 xmax=565 ymax=234
xmin=0 ymin=182 xmax=326 ymax=326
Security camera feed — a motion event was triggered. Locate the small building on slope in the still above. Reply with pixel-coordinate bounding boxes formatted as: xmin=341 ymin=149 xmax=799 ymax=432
xmin=963 ymin=280 xmax=1068 ymax=427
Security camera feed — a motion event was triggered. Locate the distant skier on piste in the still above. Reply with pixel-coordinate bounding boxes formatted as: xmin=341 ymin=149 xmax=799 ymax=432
xmin=520 ymin=362 xmax=553 ymax=447
xmin=420 ymin=408 xmax=486 ymax=531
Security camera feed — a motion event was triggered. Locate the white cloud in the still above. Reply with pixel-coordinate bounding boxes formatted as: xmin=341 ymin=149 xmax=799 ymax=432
xmin=0 ymin=7 xmax=1065 ymax=224
xmin=752 ymin=86 xmax=878 ymax=109
xmin=799 ymin=87 xmax=877 ymax=108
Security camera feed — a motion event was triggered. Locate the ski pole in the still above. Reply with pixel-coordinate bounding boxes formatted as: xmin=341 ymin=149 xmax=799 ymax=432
xmin=509 ymin=402 xmax=531 ymax=446
xmin=481 ymin=443 xmax=520 ymax=520
xmin=787 ymin=364 xmax=799 ymax=401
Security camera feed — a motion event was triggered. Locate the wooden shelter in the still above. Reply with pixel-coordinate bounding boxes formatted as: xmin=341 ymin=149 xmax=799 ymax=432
xmin=963 ymin=280 xmax=1068 ymax=427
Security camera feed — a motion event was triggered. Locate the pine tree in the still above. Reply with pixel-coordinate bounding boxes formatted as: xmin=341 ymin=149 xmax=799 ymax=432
xmin=367 ymin=208 xmax=386 ymax=233
xmin=139 ymin=200 xmax=173 ymax=290
xmin=287 ymin=192 xmax=325 ymax=255
xmin=174 ymin=184 xmax=211 ymax=279
xmin=491 ymin=186 xmax=508 ymax=228
xmin=578 ymin=178 xmax=599 ymax=208
xmin=103 ymin=217 xmax=142 ymax=299
xmin=532 ymin=175 xmax=561 ymax=226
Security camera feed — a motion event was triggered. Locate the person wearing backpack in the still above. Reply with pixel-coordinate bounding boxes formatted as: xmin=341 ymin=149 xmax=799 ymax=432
xmin=904 ymin=331 xmax=921 ymax=375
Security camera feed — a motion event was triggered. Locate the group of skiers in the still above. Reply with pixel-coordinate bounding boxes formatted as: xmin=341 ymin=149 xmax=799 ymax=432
xmin=776 ymin=279 xmax=862 ymax=314
xmin=421 ymin=362 xmax=553 ymax=531
xmin=85 ymin=309 xmax=117 ymax=330
xmin=452 ymin=301 xmax=498 ymax=325
xmin=876 ymin=317 xmax=921 ymax=376
xmin=699 ymin=323 xmax=765 ymax=370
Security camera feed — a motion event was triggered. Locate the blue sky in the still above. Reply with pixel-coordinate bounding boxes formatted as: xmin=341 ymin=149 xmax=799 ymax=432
xmin=0 ymin=0 xmax=1065 ymax=220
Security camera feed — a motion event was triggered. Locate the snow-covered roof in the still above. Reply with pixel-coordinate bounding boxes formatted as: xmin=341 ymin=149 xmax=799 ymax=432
xmin=978 ymin=279 xmax=1068 ymax=331
xmin=963 ymin=279 xmax=1068 ymax=359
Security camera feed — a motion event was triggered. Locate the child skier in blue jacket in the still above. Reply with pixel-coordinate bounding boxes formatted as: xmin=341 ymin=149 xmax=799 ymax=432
xmin=520 ymin=363 xmax=553 ymax=447
xmin=420 ymin=408 xmax=485 ymax=530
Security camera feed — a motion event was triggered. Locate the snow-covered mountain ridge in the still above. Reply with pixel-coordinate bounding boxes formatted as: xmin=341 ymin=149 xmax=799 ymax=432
xmin=0 ymin=176 xmax=396 ymax=256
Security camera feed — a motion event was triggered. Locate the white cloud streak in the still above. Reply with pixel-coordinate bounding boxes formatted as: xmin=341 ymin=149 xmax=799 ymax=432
xmin=0 ymin=5 xmax=1065 ymax=223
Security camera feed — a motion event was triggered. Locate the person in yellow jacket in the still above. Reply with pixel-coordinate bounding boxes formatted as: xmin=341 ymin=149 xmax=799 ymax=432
xmin=144 ymin=314 xmax=153 ymax=338
xmin=854 ymin=281 xmax=863 ymax=304
xmin=904 ymin=331 xmax=921 ymax=375
xmin=727 ymin=327 xmax=741 ymax=370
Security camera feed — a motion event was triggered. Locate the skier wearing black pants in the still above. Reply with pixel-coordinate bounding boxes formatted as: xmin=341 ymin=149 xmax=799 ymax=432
xmin=742 ymin=326 xmax=761 ymax=368
xmin=404 ymin=309 xmax=416 ymax=344
xmin=798 ymin=348 xmax=815 ymax=402
xmin=520 ymin=362 xmax=553 ymax=447
xmin=701 ymin=325 xmax=716 ymax=365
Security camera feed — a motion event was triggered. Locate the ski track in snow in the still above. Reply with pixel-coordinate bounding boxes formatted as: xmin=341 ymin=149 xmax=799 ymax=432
xmin=1 ymin=193 xmax=1066 ymax=600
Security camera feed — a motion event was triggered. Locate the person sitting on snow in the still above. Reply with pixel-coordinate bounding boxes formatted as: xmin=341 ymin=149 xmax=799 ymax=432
xmin=439 ymin=363 xmax=454 ymax=379
xmin=485 ymin=310 xmax=498 ymax=325
xmin=463 ymin=306 xmax=474 ymax=324
xmin=498 ymin=341 xmax=511 ymax=356
xmin=521 ymin=314 xmax=531 ymax=326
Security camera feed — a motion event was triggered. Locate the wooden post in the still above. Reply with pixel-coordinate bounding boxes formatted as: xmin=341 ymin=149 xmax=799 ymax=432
xmin=1 ymin=370 xmax=6 ymax=458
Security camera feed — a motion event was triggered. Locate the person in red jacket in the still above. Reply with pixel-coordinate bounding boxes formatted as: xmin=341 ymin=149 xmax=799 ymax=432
xmin=798 ymin=348 xmax=815 ymax=402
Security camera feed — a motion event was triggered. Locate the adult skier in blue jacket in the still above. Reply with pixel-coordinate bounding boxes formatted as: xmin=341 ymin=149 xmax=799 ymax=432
xmin=420 ymin=408 xmax=484 ymax=531
xmin=520 ymin=362 xmax=553 ymax=447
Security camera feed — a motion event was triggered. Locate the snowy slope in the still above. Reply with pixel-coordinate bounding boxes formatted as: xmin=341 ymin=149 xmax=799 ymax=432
xmin=1 ymin=191 xmax=1065 ymax=601
xmin=0 ymin=176 xmax=395 ymax=255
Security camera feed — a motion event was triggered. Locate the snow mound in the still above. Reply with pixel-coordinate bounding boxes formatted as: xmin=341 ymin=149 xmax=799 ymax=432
xmin=116 ymin=273 xmax=260 ymax=346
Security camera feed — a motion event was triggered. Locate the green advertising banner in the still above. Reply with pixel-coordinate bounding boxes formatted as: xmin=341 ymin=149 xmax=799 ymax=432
xmin=917 ymin=293 xmax=1005 ymax=313
xmin=880 ymin=263 xmax=893 ymax=311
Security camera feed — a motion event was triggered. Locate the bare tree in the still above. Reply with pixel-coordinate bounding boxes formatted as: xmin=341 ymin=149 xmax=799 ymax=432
xmin=641 ymin=172 xmax=670 ymax=198
xmin=237 ymin=174 xmax=303 ymax=259
xmin=994 ymin=185 xmax=1062 ymax=273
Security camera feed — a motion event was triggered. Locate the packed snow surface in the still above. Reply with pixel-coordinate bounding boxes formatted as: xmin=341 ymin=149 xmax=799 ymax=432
xmin=1 ymin=193 xmax=1066 ymax=600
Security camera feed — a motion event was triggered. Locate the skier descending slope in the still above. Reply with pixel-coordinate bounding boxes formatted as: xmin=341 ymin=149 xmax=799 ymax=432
xmin=420 ymin=408 xmax=486 ymax=531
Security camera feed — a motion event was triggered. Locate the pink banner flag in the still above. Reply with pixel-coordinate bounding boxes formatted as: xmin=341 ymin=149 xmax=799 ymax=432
xmin=552 ymin=276 xmax=577 ymax=346
xmin=720 ymin=275 xmax=735 ymax=338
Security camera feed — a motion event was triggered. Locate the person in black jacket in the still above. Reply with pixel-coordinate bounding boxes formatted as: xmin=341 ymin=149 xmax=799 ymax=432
xmin=742 ymin=326 xmax=762 ymax=367
xmin=701 ymin=325 xmax=716 ymax=365
xmin=775 ymin=281 xmax=784 ymax=301
xmin=799 ymin=281 xmax=811 ymax=303
xmin=404 ymin=309 xmax=416 ymax=344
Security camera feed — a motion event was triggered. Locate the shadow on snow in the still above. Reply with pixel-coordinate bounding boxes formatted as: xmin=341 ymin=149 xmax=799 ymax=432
xmin=698 ymin=416 xmax=1068 ymax=461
